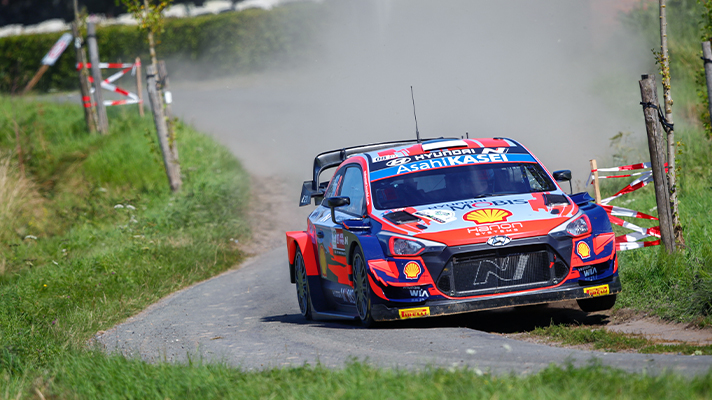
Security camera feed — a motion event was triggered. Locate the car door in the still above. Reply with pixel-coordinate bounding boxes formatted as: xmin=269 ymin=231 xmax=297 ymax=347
xmin=313 ymin=165 xmax=366 ymax=290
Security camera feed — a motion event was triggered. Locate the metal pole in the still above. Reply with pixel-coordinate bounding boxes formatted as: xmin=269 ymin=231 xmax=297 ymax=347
xmin=72 ymin=21 xmax=97 ymax=132
xmin=135 ymin=57 xmax=144 ymax=117
xmin=87 ymin=22 xmax=109 ymax=134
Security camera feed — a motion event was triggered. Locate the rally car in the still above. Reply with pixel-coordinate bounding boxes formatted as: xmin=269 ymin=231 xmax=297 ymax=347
xmin=285 ymin=137 xmax=620 ymax=326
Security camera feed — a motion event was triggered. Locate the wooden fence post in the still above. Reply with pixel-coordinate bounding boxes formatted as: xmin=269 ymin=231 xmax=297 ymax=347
xmin=702 ymin=41 xmax=712 ymax=132
xmin=72 ymin=21 xmax=97 ymax=133
xmin=146 ymin=64 xmax=182 ymax=192
xmin=87 ymin=22 xmax=109 ymax=134
xmin=157 ymin=60 xmax=176 ymax=160
xmin=639 ymin=74 xmax=674 ymax=253
xmin=135 ymin=57 xmax=144 ymax=117
xmin=589 ymin=159 xmax=601 ymax=204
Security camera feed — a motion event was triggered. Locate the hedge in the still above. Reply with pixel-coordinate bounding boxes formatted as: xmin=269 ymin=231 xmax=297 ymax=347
xmin=0 ymin=3 xmax=320 ymax=93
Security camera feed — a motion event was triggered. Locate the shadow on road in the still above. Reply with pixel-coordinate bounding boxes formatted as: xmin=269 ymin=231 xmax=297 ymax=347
xmin=263 ymin=301 xmax=611 ymax=333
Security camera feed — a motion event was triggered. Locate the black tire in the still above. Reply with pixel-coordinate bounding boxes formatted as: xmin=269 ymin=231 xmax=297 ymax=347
xmin=352 ymin=248 xmax=376 ymax=327
xmin=294 ymin=249 xmax=313 ymax=320
xmin=577 ymin=294 xmax=617 ymax=313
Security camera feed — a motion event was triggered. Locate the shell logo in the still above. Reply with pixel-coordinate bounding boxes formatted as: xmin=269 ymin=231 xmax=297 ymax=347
xmin=403 ymin=261 xmax=422 ymax=280
xmin=463 ymin=208 xmax=513 ymax=225
xmin=577 ymin=241 xmax=591 ymax=259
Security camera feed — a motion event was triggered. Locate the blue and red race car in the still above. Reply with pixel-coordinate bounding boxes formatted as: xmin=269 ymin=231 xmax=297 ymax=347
xmin=286 ymin=138 xmax=620 ymax=326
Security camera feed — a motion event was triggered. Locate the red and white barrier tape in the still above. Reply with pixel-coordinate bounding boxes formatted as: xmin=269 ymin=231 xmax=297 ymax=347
xmin=82 ymin=61 xmax=141 ymax=107
xmin=76 ymin=62 xmax=138 ymax=70
xmin=600 ymin=205 xmax=658 ymax=221
xmin=590 ymin=161 xmax=667 ymax=251
xmin=617 ymin=239 xmax=661 ymax=251
xmin=600 ymin=171 xmax=653 ymax=205
xmin=593 ymin=161 xmax=652 ymax=172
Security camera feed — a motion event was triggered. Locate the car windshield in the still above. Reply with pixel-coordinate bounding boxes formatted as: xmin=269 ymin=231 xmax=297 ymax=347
xmin=370 ymin=163 xmax=557 ymax=210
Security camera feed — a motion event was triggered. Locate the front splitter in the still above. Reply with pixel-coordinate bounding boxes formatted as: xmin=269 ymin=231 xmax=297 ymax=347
xmin=371 ymin=276 xmax=622 ymax=321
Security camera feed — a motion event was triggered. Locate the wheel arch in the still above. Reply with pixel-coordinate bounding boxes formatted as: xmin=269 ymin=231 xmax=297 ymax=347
xmin=286 ymin=231 xmax=319 ymax=283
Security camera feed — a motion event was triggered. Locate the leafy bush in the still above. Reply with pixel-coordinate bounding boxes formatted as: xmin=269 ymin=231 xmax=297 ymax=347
xmin=0 ymin=4 xmax=320 ymax=93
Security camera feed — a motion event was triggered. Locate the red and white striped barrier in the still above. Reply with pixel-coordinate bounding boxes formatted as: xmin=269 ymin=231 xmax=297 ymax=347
xmin=77 ymin=61 xmax=141 ymax=107
xmin=590 ymin=161 xmax=664 ymax=251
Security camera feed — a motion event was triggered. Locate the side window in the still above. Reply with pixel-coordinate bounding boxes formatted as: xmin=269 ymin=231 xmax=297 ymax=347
xmin=338 ymin=167 xmax=366 ymax=216
xmin=323 ymin=170 xmax=344 ymax=203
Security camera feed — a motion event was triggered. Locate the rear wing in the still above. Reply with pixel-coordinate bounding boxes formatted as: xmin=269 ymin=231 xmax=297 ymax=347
xmin=299 ymin=138 xmax=449 ymax=206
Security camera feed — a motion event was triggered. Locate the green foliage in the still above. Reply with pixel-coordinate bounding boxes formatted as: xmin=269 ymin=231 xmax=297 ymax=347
xmin=0 ymin=4 xmax=320 ymax=93
xmin=0 ymin=96 xmax=250 ymax=376
xmin=119 ymin=0 xmax=173 ymax=40
xmin=18 ymin=358 xmax=711 ymax=400
xmin=531 ymin=324 xmax=712 ymax=354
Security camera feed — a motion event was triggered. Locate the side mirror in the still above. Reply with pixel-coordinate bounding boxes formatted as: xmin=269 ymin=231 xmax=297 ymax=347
xmin=325 ymin=196 xmax=350 ymax=224
xmin=552 ymin=170 xmax=573 ymax=194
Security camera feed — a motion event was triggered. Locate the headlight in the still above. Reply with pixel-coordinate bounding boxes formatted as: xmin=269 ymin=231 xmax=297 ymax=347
xmin=390 ymin=237 xmax=424 ymax=256
xmin=549 ymin=211 xmax=591 ymax=238
xmin=377 ymin=233 xmax=446 ymax=257
xmin=566 ymin=216 xmax=590 ymax=236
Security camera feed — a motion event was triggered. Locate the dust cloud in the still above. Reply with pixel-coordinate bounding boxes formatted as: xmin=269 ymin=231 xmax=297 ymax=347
xmin=171 ymin=0 xmax=650 ymax=192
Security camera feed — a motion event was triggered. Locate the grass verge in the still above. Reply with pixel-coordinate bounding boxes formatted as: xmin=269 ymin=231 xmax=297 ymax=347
xmin=13 ymin=357 xmax=712 ymax=399
xmin=530 ymin=324 xmax=712 ymax=355
xmin=0 ymin=96 xmax=250 ymax=393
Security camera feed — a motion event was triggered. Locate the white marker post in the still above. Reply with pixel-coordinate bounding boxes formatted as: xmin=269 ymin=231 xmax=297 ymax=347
xmin=22 ymin=33 xmax=73 ymax=94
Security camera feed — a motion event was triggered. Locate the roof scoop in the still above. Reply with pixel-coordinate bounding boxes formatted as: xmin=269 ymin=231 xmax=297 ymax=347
xmin=422 ymin=139 xmax=468 ymax=152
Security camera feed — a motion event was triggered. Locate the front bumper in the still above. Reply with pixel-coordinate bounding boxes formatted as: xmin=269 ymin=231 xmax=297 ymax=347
xmin=371 ymin=275 xmax=621 ymax=321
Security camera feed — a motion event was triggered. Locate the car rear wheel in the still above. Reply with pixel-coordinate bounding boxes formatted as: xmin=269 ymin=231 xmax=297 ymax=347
xmin=577 ymin=294 xmax=617 ymax=313
xmin=294 ymin=249 xmax=312 ymax=320
xmin=352 ymin=248 xmax=376 ymax=327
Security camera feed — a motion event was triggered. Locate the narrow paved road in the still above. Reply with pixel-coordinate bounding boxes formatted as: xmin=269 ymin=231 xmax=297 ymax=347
xmin=98 ymin=246 xmax=712 ymax=375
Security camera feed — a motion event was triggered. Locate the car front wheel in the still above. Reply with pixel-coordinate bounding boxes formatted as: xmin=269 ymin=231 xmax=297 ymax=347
xmin=352 ymin=248 xmax=376 ymax=327
xmin=294 ymin=249 xmax=312 ymax=320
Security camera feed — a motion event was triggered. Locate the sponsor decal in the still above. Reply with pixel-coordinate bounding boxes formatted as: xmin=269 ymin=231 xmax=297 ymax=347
xmin=482 ymin=147 xmax=508 ymax=154
xmin=386 ymin=157 xmax=412 ymax=166
xmin=399 ymin=306 xmax=430 ymax=319
xmin=409 ymin=288 xmax=429 ymax=298
xmin=583 ymin=284 xmax=610 ymax=297
xmin=403 ymin=261 xmax=422 ymax=280
xmin=414 ymin=209 xmax=456 ymax=224
xmin=428 ymin=199 xmax=527 ymax=212
xmin=471 ymin=256 xmax=528 ymax=286
xmin=396 ymin=154 xmax=509 ymax=175
xmin=373 ymin=154 xmax=398 ymax=162
xmin=332 ymin=228 xmax=346 ymax=256
xmin=576 ymin=241 xmax=591 ymax=259
xmin=467 ymin=222 xmax=523 ymax=236
xmin=486 ymin=235 xmax=512 ymax=247
xmin=318 ymin=247 xmax=328 ymax=277
xmin=464 ymin=208 xmax=513 ymax=224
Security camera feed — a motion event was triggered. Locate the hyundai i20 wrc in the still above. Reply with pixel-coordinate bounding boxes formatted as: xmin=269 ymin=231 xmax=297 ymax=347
xmin=285 ymin=138 xmax=620 ymax=326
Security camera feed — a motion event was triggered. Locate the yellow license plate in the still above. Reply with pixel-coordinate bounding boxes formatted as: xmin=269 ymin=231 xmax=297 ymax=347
xmin=583 ymin=284 xmax=610 ymax=297
xmin=399 ymin=307 xmax=430 ymax=319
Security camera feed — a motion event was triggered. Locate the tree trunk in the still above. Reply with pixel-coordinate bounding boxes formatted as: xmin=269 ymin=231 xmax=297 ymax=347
xmin=146 ymin=64 xmax=181 ymax=192
xmin=659 ymin=0 xmax=684 ymax=248
xmin=639 ymin=74 xmax=675 ymax=253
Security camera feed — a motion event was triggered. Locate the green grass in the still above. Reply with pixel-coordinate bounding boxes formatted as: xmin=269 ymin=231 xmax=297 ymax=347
xmin=0 ymin=97 xmax=250 ymax=383
xmin=1 ymin=357 xmax=707 ymax=400
xmin=531 ymin=324 xmax=712 ymax=355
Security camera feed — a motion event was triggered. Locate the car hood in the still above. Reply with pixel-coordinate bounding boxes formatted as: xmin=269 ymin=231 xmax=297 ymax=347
xmin=372 ymin=192 xmax=579 ymax=246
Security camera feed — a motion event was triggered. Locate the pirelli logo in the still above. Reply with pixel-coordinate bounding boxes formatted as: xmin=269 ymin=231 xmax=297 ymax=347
xmin=399 ymin=307 xmax=430 ymax=319
xmin=583 ymin=284 xmax=610 ymax=297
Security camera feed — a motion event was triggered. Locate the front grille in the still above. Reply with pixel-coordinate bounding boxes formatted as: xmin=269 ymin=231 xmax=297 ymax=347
xmin=437 ymin=246 xmax=568 ymax=297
